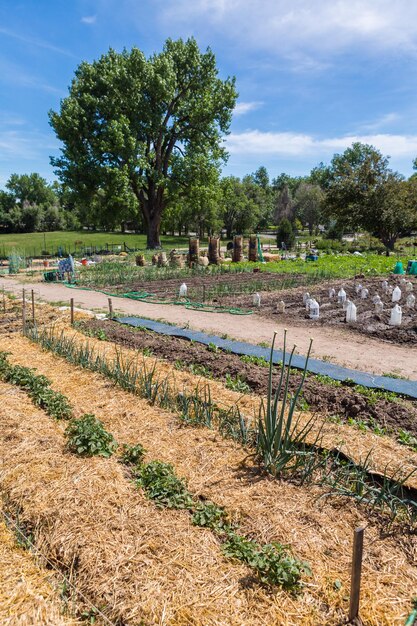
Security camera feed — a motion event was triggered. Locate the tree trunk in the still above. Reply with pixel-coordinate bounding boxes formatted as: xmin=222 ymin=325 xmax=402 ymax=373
xmin=146 ymin=214 xmax=162 ymax=248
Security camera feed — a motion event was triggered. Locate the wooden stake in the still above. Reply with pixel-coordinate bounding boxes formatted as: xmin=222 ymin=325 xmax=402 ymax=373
xmin=31 ymin=289 xmax=35 ymax=323
xmin=70 ymin=298 xmax=74 ymax=325
xmin=22 ymin=289 xmax=26 ymax=332
xmin=2 ymin=287 xmax=5 ymax=313
xmin=349 ymin=527 xmax=365 ymax=623
xmin=108 ymin=298 xmax=113 ymax=319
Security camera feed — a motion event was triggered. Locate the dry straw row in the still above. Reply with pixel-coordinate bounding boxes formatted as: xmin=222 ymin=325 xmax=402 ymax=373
xmin=1 ymin=333 xmax=416 ymax=624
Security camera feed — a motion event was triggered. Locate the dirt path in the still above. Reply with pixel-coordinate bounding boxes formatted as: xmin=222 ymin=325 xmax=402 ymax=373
xmin=3 ymin=276 xmax=417 ymax=379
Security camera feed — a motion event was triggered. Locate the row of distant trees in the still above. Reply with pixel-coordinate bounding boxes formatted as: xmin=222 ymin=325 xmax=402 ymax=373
xmin=1 ymin=145 xmax=417 ymax=254
xmin=1 ymin=38 xmax=417 ymax=253
xmin=0 ymin=173 xmax=79 ymax=234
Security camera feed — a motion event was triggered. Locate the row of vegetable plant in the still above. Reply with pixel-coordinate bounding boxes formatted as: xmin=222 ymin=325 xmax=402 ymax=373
xmin=0 ymin=350 xmax=309 ymax=591
xmin=23 ymin=326 xmax=417 ymax=527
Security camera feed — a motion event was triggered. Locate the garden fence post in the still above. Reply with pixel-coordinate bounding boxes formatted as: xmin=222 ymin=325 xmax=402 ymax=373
xmin=22 ymin=289 xmax=26 ymax=333
xmin=349 ymin=527 xmax=365 ymax=624
xmin=31 ymin=289 xmax=35 ymax=323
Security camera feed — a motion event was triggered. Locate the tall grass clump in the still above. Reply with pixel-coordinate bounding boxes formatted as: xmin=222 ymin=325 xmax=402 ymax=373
xmin=257 ymin=331 xmax=320 ymax=478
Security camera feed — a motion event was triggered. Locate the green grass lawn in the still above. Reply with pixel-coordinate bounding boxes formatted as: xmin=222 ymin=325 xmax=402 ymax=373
xmin=0 ymin=231 xmax=199 ymax=257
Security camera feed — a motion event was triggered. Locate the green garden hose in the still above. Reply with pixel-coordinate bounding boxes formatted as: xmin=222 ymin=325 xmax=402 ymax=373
xmin=63 ymin=283 xmax=253 ymax=315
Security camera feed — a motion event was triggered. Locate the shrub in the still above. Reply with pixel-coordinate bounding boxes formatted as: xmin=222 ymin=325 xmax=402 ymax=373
xmin=65 ymin=414 xmax=117 ymax=457
xmin=276 ymin=218 xmax=295 ymax=250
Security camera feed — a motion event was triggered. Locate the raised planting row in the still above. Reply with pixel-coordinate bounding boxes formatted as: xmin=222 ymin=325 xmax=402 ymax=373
xmin=77 ymin=318 xmax=417 ymax=450
xmin=23 ymin=326 xmax=417 ymax=528
xmin=0 ymin=351 xmax=72 ymax=419
xmin=3 ymin=332 xmax=416 ymax=624
xmin=0 ymin=351 xmax=309 ymax=592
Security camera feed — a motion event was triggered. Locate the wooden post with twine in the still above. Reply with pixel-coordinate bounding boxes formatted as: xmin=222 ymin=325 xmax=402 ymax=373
xmin=31 ymin=289 xmax=35 ymax=324
xmin=22 ymin=289 xmax=26 ymax=332
xmin=348 ymin=527 xmax=365 ymax=624
xmin=70 ymin=298 xmax=74 ymax=325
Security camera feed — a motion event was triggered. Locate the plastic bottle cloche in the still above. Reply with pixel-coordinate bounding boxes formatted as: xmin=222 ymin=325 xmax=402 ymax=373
xmin=346 ymin=300 xmax=357 ymax=323
xmin=309 ymin=299 xmax=320 ymax=319
xmin=392 ymin=286 xmax=401 ymax=302
xmin=338 ymin=287 xmax=347 ymax=304
xmin=253 ymin=292 xmax=261 ymax=307
xmin=179 ymin=282 xmax=187 ymax=297
xmin=389 ymin=304 xmax=402 ymax=326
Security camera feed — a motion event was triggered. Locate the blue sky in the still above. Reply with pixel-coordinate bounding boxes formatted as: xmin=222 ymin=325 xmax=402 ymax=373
xmin=1 ymin=0 xmax=417 ymax=186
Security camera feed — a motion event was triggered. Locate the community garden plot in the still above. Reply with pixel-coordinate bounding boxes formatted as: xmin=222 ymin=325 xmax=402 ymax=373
xmin=219 ymin=275 xmax=417 ymax=345
xmin=1 ymin=301 xmax=417 ymax=624
xmin=2 ymin=310 xmax=416 ymax=624
xmin=77 ymin=318 xmax=417 ymax=443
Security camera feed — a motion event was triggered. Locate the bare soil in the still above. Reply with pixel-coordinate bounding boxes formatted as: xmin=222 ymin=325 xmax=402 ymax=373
xmin=218 ymin=275 xmax=417 ymax=345
xmin=3 ymin=275 xmax=417 ymax=378
xmin=79 ymin=319 xmax=417 ymax=440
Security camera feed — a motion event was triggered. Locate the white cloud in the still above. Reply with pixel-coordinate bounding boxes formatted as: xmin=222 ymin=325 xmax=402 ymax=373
xmin=234 ymin=101 xmax=262 ymax=116
xmin=160 ymin=0 xmax=417 ymax=60
xmin=0 ymin=129 xmax=58 ymax=162
xmin=0 ymin=27 xmax=77 ymax=58
xmin=81 ymin=15 xmax=97 ymax=24
xmin=356 ymin=113 xmax=400 ymax=133
xmin=226 ymin=130 xmax=417 ymax=160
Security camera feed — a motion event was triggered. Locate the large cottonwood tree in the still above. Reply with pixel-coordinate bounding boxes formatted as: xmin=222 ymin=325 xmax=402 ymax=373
xmin=49 ymin=38 xmax=237 ymax=248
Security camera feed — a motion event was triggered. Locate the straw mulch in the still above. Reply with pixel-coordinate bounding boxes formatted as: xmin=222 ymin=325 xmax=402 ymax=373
xmin=0 ymin=296 xmax=89 ymax=336
xmin=15 ymin=324 xmax=417 ymax=486
xmin=2 ymin=335 xmax=416 ymax=624
xmin=0 ymin=506 xmax=79 ymax=625
xmin=0 ymin=381 xmax=307 ymax=626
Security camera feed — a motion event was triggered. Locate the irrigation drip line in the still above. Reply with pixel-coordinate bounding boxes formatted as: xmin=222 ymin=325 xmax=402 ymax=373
xmin=0 ymin=508 xmax=117 ymax=626
xmin=63 ymin=283 xmax=254 ymax=315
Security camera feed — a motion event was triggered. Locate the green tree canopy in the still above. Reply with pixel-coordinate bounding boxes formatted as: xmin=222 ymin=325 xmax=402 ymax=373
xmin=294 ymin=183 xmax=325 ymax=234
xmin=6 ymin=173 xmax=57 ymax=207
xmin=323 ymin=142 xmax=416 ymax=252
xmin=220 ymin=176 xmax=258 ymax=238
xmin=50 ymin=38 xmax=237 ymax=248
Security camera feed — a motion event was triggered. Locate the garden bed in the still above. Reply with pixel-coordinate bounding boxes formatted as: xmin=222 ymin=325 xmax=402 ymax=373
xmin=1 ymin=335 xmax=416 ymax=625
xmin=78 ymin=318 xmax=417 ymax=442
xmin=217 ymin=275 xmax=417 ymax=345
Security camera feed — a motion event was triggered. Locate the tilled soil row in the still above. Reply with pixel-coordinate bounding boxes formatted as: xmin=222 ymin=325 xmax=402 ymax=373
xmin=23 ymin=323 xmax=417 ymax=484
xmin=2 ymin=338 xmax=417 ymax=625
xmin=99 ymin=270 xmax=309 ymax=297
xmin=79 ymin=319 xmax=417 ymax=439
xmin=217 ymin=275 xmax=417 ymax=345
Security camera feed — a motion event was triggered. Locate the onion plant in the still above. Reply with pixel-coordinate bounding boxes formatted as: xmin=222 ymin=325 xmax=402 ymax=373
xmin=257 ymin=330 xmax=320 ymax=477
